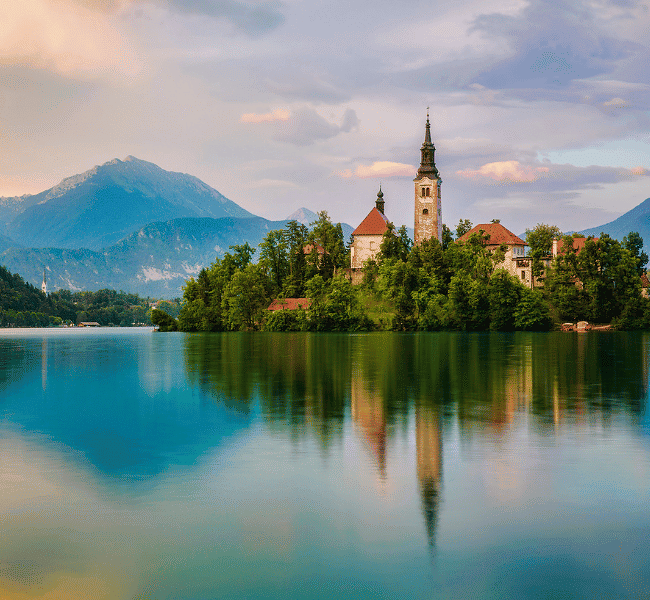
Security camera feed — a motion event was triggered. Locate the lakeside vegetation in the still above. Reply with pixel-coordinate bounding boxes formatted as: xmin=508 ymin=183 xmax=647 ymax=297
xmin=0 ymin=265 xmax=180 ymax=327
xmin=151 ymin=213 xmax=650 ymax=332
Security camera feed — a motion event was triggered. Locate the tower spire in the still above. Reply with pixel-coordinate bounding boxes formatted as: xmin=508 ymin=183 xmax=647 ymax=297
xmin=375 ymin=184 xmax=385 ymax=214
xmin=417 ymin=110 xmax=438 ymax=179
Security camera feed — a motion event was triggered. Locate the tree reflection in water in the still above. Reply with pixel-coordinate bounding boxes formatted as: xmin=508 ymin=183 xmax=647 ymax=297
xmin=184 ymin=331 xmax=648 ymax=547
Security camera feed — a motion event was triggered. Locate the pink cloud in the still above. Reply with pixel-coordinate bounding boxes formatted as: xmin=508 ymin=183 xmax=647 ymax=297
xmin=0 ymin=0 xmax=142 ymax=80
xmin=456 ymin=161 xmax=550 ymax=183
xmin=339 ymin=161 xmax=415 ymax=179
xmin=240 ymin=109 xmax=290 ymax=124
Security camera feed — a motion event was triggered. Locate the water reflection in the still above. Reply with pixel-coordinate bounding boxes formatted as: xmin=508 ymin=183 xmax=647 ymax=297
xmin=184 ymin=331 xmax=649 ymax=549
xmin=1 ymin=329 xmax=649 ymax=599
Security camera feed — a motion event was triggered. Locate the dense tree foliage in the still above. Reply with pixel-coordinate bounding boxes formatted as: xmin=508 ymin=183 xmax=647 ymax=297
xmin=525 ymin=223 xmax=562 ymax=280
xmin=0 ymin=264 xmax=177 ymax=327
xmin=155 ymin=214 xmax=650 ymax=333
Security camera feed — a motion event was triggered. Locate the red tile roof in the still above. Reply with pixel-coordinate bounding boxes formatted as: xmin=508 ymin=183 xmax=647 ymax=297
xmin=457 ymin=223 xmax=525 ymax=246
xmin=352 ymin=207 xmax=390 ymax=236
xmin=303 ymin=243 xmax=325 ymax=255
xmin=268 ymin=298 xmax=311 ymax=311
xmin=554 ymin=237 xmax=597 ymax=255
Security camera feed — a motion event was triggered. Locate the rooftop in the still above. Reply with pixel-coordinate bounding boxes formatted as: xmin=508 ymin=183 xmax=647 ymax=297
xmin=457 ymin=223 xmax=526 ymax=246
xmin=353 ymin=207 xmax=390 ymax=236
xmin=268 ymin=298 xmax=311 ymax=311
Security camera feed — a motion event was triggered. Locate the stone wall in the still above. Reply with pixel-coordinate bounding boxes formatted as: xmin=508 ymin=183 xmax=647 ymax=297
xmin=351 ymin=234 xmax=383 ymax=269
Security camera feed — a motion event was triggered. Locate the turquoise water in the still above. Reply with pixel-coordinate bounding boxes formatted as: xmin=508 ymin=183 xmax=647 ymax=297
xmin=1 ymin=328 xmax=649 ymax=599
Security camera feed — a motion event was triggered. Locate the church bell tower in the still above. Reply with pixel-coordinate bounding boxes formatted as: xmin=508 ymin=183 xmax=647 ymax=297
xmin=414 ymin=111 xmax=442 ymax=245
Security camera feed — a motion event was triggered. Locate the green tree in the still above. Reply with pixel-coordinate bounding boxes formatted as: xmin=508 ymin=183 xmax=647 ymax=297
xmin=525 ymin=223 xmax=561 ymax=280
xmin=283 ymin=220 xmax=309 ymax=297
xmin=488 ymin=270 xmax=522 ymax=331
xmin=259 ymin=229 xmax=289 ymax=294
xmin=221 ymin=264 xmax=270 ymax=330
xmin=623 ymin=232 xmax=648 ymax=276
xmin=455 ymin=219 xmax=473 ymax=239
xmin=308 ymin=211 xmax=347 ymax=279
xmin=306 ymin=275 xmax=372 ymax=331
xmin=513 ymin=287 xmax=552 ymax=330
xmin=377 ymin=223 xmax=411 ymax=263
xmin=151 ymin=308 xmax=178 ymax=331
xmin=441 ymin=224 xmax=453 ymax=250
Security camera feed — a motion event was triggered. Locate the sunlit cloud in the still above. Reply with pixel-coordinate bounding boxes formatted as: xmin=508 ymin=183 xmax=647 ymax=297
xmin=603 ymin=97 xmax=628 ymax=108
xmin=240 ymin=109 xmax=291 ymax=124
xmin=0 ymin=0 xmax=143 ymax=81
xmin=456 ymin=161 xmax=550 ymax=183
xmin=629 ymin=166 xmax=648 ymax=176
xmin=339 ymin=161 xmax=415 ymax=179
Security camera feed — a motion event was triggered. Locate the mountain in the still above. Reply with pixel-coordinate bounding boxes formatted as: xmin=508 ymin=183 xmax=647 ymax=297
xmin=285 ymin=207 xmax=357 ymax=242
xmin=578 ymin=198 xmax=650 ymax=253
xmin=4 ymin=156 xmax=254 ymax=251
xmin=0 ymin=232 xmax=20 ymax=253
xmin=0 ymin=216 xmax=289 ymax=298
xmin=285 ymin=207 xmax=319 ymax=225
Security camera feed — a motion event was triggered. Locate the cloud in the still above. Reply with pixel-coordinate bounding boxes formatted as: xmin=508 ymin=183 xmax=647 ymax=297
xmin=629 ymin=166 xmax=648 ymax=176
xmin=340 ymin=109 xmax=360 ymax=133
xmin=240 ymin=109 xmax=290 ymax=123
xmin=168 ymin=0 xmax=284 ymax=37
xmin=340 ymin=161 xmax=415 ymax=179
xmin=457 ymin=161 xmax=550 ymax=183
xmin=0 ymin=0 xmax=142 ymax=81
xmin=271 ymin=108 xmax=359 ymax=146
xmin=455 ymin=159 xmax=650 ymax=190
xmin=470 ymin=0 xmax=640 ymax=90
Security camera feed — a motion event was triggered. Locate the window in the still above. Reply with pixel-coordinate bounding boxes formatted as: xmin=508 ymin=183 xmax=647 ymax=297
xmin=421 ymin=188 xmax=426 ymax=198
xmin=426 ymin=187 xmax=430 ymax=197
xmin=521 ymin=271 xmax=526 ymax=279
xmin=422 ymin=208 xmax=428 ymax=215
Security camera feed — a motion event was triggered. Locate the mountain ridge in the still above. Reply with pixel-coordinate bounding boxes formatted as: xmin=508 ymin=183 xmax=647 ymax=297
xmin=3 ymin=156 xmax=255 ymax=250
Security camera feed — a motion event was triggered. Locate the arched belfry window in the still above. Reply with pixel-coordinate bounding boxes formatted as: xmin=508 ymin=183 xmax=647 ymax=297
xmin=426 ymin=187 xmax=430 ymax=197
xmin=421 ymin=188 xmax=426 ymax=198
xmin=422 ymin=208 xmax=428 ymax=215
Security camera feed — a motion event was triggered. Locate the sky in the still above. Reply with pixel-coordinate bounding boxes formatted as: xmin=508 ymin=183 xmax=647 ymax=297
xmin=1 ymin=0 xmax=649 ymax=234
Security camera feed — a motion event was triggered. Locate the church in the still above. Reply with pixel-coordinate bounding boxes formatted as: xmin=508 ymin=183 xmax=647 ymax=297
xmin=349 ymin=113 xmax=442 ymax=272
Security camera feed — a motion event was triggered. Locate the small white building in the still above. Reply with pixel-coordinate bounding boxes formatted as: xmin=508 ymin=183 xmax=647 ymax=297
xmin=350 ymin=188 xmax=390 ymax=270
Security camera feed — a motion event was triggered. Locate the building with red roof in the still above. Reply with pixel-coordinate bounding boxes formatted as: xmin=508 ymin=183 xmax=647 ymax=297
xmin=552 ymin=236 xmax=597 ymax=257
xmin=457 ymin=222 xmax=534 ymax=286
xmin=349 ymin=187 xmax=391 ymax=270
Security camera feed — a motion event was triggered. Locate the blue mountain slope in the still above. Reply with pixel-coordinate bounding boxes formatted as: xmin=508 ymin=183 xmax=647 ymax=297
xmin=579 ymin=198 xmax=650 ymax=254
xmin=0 ymin=216 xmax=290 ymax=298
xmin=5 ymin=156 xmax=254 ymax=251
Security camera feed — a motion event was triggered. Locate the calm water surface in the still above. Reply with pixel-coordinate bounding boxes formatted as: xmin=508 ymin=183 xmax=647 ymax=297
xmin=1 ymin=328 xmax=649 ymax=599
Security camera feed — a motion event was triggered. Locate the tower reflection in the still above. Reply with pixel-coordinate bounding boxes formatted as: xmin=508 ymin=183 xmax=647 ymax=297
xmin=416 ymin=401 xmax=442 ymax=547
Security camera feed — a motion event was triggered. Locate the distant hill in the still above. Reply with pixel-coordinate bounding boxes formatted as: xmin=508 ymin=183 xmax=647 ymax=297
xmin=285 ymin=207 xmax=319 ymax=225
xmin=285 ymin=206 xmax=355 ymax=242
xmin=3 ymin=156 xmax=254 ymax=251
xmin=579 ymin=198 xmax=650 ymax=254
xmin=0 ymin=216 xmax=290 ymax=298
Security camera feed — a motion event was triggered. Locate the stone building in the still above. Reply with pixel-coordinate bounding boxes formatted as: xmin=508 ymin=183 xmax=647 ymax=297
xmin=349 ymin=187 xmax=390 ymax=270
xmin=456 ymin=222 xmax=533 ymax=287
xmin=414 ymin=111 xmax=442 ymax=245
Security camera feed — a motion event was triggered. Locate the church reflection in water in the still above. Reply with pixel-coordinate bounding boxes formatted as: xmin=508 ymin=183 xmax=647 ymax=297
xmin=415 ymin=402 xmax=441 ymax=547
xmin=349 ymin=365 xmax=442 ymax=545
xmin=183 ymin=331 xmax=649 ymax=550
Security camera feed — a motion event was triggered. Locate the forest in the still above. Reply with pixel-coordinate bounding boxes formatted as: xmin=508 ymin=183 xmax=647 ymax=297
xmin=0 ymin=265 xmax=179 ymax=327
xmin=151 ymin=213 xmax=650 ymax=333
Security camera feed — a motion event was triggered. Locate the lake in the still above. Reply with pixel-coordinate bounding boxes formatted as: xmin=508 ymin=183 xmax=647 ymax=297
xmin=1 ymin=328 xmax=649 ymax=599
